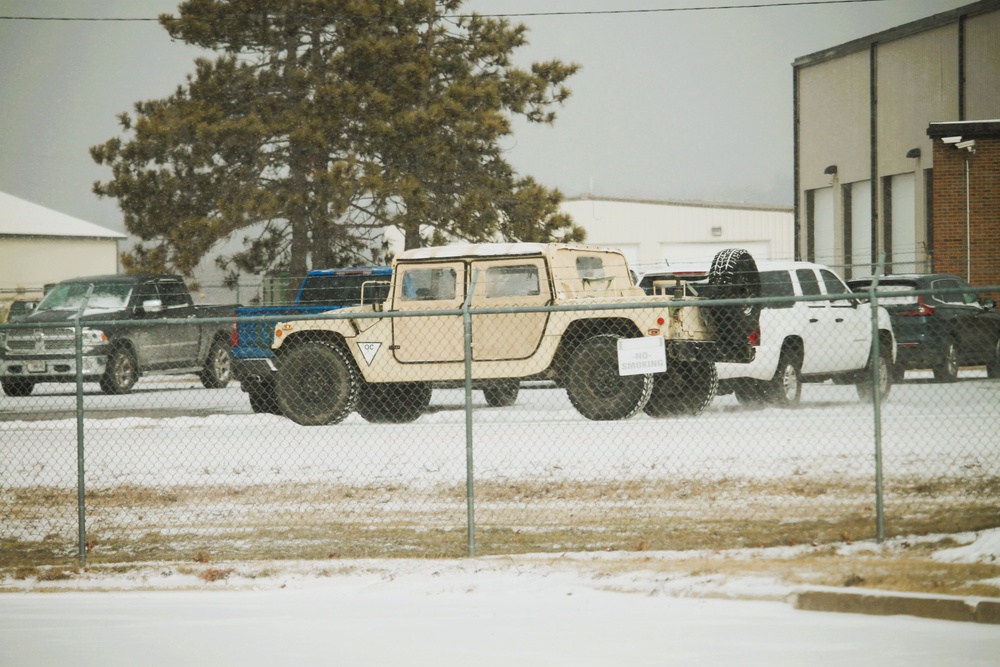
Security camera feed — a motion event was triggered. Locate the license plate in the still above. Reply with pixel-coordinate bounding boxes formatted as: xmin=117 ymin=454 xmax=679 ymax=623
xmin=27 ymin=360 xmax=47 ymax=373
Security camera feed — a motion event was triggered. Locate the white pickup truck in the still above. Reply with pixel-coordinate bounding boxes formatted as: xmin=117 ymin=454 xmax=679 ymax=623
xmin=640 ymin=260 xmax=895 ymax=407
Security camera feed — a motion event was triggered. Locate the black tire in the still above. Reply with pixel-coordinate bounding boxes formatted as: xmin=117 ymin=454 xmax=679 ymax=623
xmin=100 ymin=347 xmax=138 ymax=395
xmin=932 ymin=341 xmax=959 ymax=383
xmin=767 ymin=353 xmax=802 ymax=407
xmin=643 ymin=361 xmax=718 ymax=417
xmin=1 ymin=378 xmax=34 ymax=397
xmin=987 ymin=338 xmax=1000 ymax=379
xmin=356 ymin=381 xmax=432 ymax=423
xmin=247 ymin=380 xmax=281 ymax=415
xmin=565 ymin=334 xmax=652 ymax=421
xmin=276 ymin=341 xmax=359 ymax=425
xmin=482 ymin=379 xmax=520 ymax=407
xmin=705 ymin=248 xmax=761 ymax=342
xmin=733 ymin=380 xmax=768 ymax=407
xmin=199 ymin=338 xmax=232 ymax=389
xmin=857 ymin=345 xmax=893 ymax=403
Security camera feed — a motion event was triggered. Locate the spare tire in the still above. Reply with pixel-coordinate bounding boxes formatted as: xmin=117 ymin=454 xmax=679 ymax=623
xmin=704 ymin=248 xmax=761 ymax=343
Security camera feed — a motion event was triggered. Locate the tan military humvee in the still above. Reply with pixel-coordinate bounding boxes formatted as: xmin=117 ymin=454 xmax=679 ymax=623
xmin=270 ymin=243 xmax=759 ymax=425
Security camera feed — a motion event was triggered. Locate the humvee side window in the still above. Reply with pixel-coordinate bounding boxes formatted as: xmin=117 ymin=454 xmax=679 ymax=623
xmin=400 ymin=267 xmax=457 ymax=301
xmin=484 ymin=265 xmax=540 ymax=298
xmin=576 ymin=256 xmax=604 ymax=279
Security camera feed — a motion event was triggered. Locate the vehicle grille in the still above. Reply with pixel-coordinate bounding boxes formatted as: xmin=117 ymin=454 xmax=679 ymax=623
xmin=5 ymin=329 xmax=76 ymax=354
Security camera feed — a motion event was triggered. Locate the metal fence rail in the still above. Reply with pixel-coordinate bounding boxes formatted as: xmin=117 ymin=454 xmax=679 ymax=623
xmin=1 ymin=286 xmax=998 ymax=569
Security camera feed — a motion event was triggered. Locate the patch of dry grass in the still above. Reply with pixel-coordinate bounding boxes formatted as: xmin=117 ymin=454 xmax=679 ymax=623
xmin=2 ymin=477 xmax=998 ymax=600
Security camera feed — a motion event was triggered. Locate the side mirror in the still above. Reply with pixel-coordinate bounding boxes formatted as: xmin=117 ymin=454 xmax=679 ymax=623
xmin=138 ymin=298 xmax=164 ymax=314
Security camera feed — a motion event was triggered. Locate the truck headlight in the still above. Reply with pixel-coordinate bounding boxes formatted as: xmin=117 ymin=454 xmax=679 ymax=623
xmin=81 ymin=328 xmax=108 ymax=347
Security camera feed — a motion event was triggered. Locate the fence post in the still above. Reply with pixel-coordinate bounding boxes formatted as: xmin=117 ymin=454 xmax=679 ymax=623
xmin=463 ymin=270 xmax=480 ymax=557
xmin=868 ymin=253 xmax=886 ymax=543
xmin=74 ymin=286 xmax=94 ymax=566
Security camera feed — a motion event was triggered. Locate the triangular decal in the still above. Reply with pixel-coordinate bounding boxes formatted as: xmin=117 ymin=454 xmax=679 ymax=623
xmin=357 ymin=341 xmax=381 ymax=366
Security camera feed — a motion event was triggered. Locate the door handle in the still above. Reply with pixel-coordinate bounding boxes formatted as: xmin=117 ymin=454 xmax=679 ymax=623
xmin=809 ymin=318 xmax=819 ymax=323
xmin=835 ymin=318 xmax=844 ymax=323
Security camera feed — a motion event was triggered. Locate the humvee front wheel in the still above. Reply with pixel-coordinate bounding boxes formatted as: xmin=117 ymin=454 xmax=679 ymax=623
xmin=276 ymin=341 xmax=359 ymax=425
xmin=565 ymin=334 xmax=652 ymax=421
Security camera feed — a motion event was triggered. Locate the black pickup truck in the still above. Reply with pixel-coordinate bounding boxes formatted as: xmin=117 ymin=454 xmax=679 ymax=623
xmin=0 ymin=274 xmax=237 ymax=396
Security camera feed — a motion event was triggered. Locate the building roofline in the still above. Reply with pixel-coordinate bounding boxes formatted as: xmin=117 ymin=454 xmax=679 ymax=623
xmin=562 ymin=194 xmax=793 ymax=214
xmin=928 ymin=120 xmax=1000 ymax=137
xmin=793 ymin=0 xmax=1000 ymax=69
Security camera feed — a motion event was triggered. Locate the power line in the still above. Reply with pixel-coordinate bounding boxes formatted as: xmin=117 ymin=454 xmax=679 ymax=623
xmin=0 ymin=0 xmax=892 ymax=23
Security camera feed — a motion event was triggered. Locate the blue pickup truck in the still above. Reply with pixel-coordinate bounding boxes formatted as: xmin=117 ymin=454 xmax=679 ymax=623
xmin=233 ymin=266 xmax=391 ymax=413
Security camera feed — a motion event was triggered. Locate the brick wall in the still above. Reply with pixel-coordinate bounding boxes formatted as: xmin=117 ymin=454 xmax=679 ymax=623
xmin=931 ymin=136 xmax=1000 ymax=301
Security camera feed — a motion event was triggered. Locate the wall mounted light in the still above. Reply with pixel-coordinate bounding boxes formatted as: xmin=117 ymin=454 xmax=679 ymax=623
xmin=823 ymin=165 xmax=837 ymax=175
xmin=906 ymin=148 xmax=921 ymax=158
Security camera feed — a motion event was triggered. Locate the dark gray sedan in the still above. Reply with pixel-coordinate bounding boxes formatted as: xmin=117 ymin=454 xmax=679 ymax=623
xmin=849 ymin=274 xmax=1000 ymax=382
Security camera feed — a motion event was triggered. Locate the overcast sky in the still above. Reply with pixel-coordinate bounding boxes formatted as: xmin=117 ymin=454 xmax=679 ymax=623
xmin=0 ymin=0 xmax=976 ymax=235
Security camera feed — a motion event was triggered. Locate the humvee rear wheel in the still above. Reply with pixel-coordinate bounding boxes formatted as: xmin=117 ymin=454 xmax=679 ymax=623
xmin=276 ymin=342 xmax=359 ymax=425
xmin=357 ymin=381 xmax=432 ymax=423
xmin=565 ymin=334 xmax=652 ymax=421
xmin=643 ymin=361 xmax=718 ymax=417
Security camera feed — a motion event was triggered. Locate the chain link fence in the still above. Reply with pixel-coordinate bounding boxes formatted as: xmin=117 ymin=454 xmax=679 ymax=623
xmin=2 ymin=280 xmax=998 ymax=571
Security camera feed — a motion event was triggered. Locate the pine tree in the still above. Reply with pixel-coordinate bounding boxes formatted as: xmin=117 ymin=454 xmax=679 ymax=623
xmin=91 ymin=0 xmax=583 ymax=282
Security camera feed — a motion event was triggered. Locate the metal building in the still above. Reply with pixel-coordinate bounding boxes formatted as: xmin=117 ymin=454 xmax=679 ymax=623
xmin=793 ymin=0 xmax=1000 ymax=280
xmin=0 ymin=191 xmax=126 ymax=293
xmin=560 ymin=195 xmax=793 ymax=275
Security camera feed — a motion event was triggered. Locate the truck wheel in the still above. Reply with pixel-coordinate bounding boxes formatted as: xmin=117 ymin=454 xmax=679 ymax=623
xmin=482 ymin=379 xmax=520 ymax=407
xmin=987 ymin=338 xmax=1000 ymax=379
xmin=1 ymin=378 xmax=34 ymax=397
xmin=705 ymin=248 xmax=761 ymax=341
xmin=100 ymin=347 xmax=138 ymax=395
xmin=357 ymin=382 xmax=432 ymax=423
xmin=276 ymin=342 xmax=359 ymax=425
xmin=733 ymin=380 xmax=768 ymax=407
xmin=247 ymin=380 xmax=281 ymax=415
xmin=856 ymin=345 xmax=892 ymax=403
xmin=566 ymin=334 xmax=652 ymax=421
xmin=932 ymin=341 xmax=959 ymax=383
xmin=199 ymin=338 xmax=232 ymax=389
xmin=643 ymin=361 xmax=718 ymax=417
xmin=767 ymin=353 xmax=802 ymax=407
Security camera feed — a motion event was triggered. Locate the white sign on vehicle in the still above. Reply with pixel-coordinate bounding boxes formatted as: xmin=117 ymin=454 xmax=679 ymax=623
xmin=357 ymin=342 xmax=381 ymax=366
xmin=617 ymin=336 xmax=666 ymax=376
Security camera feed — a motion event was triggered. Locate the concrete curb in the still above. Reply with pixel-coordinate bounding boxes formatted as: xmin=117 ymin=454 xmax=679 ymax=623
xmin=793 ymin=589 xmax=1000 ymax=624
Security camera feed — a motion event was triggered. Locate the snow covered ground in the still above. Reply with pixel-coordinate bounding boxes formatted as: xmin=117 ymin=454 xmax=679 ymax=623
xmin=1 ymin=372 xmax=999 ymax=665
xmin=2 ymin=531 xmax=1000 ymax=667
